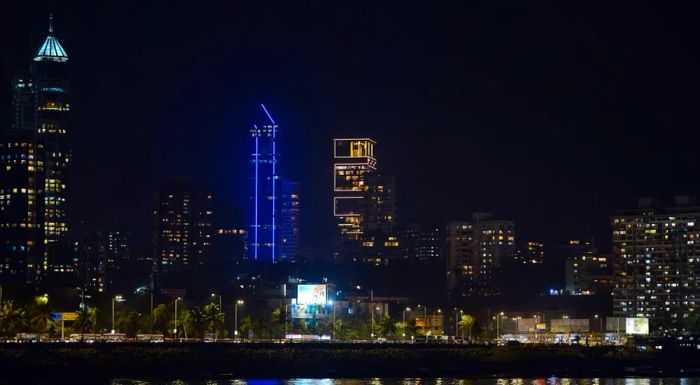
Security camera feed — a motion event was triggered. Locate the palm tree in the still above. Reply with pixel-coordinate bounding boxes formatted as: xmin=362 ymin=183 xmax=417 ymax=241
xmin=378 ymin=316 xmax=396 ymax=339
xmin=152 ymin=303 xmax=170 ymax=335
xmin=115 ymin=308 xmax=141 ymax=337
xmin=74 ymin=307 xmax=98 ymax=342
xmin=202 ymin=303 xmax=224 ymax=339
xmin=0 ymin=301 xmax=27 ymax=340
xmin=459 ymin=314 xmax=475 ymax=340
xmin=28 ymin=296 xmax=53 ymax=341
xmin=238 ymin=315 xmax=256 ymax=339
xmin=184 ymin=306 xmax=206 ymax=339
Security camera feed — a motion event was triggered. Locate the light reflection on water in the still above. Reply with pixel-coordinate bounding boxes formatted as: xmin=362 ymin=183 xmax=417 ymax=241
xmin=110 ymin=379 xmax=700 ymax=385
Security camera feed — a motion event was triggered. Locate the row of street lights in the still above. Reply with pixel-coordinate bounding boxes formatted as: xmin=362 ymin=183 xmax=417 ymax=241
xmin=106 ymin=293 xmax=244 ymax=340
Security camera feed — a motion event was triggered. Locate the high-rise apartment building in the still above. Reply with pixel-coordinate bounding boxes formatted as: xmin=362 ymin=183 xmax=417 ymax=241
xmin=279 ymin=180 xmax=300 ymax=261
xmin=399 ymin=222 xmax=443 ymax=262
xmin=562 ymin=239 xmax=612 ymax=295
xmin=446 ymin=213 xmax=515 ymax=298
xmin=333 ymin=138 xmax=378 ymax=260
xmin=612 ymin=197 xmax=700 ymax=320
xmin=333 ymin=138 xmax=376 ymax=241
xmin=107 ymin=231 xmax=131 ymax=272
xmin=153 ymin=179 xmax=213 ymax=274
xmin=0 ymin=16 xmax=70 ymax=282
xmin=248 ymin=104 xmax=279 ymax=262
xmin=357 ymin=174 xmax=400 ymax=265
xmin=514 ymin=241 xmax=545 ymax=265
xmin=0 ymin=131 xmax=45 ymax=282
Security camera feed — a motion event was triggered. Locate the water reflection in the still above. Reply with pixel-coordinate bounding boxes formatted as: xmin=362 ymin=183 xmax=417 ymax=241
xmin=111 ymin=379 xmax=700 ymax=385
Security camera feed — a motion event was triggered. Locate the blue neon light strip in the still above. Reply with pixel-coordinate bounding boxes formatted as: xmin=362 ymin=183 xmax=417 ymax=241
xmin=261 ymin=103 xmax=276 ymax=125
xmin=254 ymin=130 xmax=259 ymax=260
xmin=272 ymin=137 xmax=276 ymax=263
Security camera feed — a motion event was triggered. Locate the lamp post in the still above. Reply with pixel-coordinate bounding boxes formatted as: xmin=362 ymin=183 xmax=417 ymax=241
xmin=111 ymin=295 xmax=125 ymax=334
xmin=75 ymin=287 xmax=85 ymax=310
xmin=328 ymin=300 xmax=337 ymax=341
xmin=284 ymin=303 xmax=291 ymax=339
xmin=210 ymin=293 xmax=222 ymax=341
xmin=403 ymin=307 xmax=411 ymax=340
xmin=371 ymin=306 xmax=380 ymax=340
xmin=234 ymin=299 xmax=244 ymax=340
xmin=211 ymin=293 xmax=222 ymax=310
xmin=496 ymin=311 xmax=504 ymax=342
xmin=434 ymin=308 xmax=442 ymax=335
xmin=174 ymin=297 xmax=182 ymax=341
xmin=455 ymin=309 xmax=463 ymax=340
xmin=594 ymin=314 xmax=602 ymax=334
xmin=417 ymin=304 xmax=427 ymax=338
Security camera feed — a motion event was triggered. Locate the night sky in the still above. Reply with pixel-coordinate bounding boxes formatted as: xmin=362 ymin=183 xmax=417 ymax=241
xmin=2 ymin=2 xmax=700 ymax=257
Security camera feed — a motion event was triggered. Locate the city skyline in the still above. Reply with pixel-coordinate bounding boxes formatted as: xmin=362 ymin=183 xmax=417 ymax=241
xmin=3 ymin=5 xmax=700 ymax=369
xmin=2 ymin=3 xmax=700 ymax=259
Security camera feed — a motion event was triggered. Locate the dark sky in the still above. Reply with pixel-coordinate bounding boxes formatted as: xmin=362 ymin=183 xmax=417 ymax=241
xmin=2 ymin=2 xmax=700 ymax=256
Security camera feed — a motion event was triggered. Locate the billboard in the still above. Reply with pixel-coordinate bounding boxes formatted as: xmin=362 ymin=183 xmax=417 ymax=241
xmin=297 ymin=284 xmax=327 ymax=305
xmin=625 ymin=317 xmax=649 ymax=335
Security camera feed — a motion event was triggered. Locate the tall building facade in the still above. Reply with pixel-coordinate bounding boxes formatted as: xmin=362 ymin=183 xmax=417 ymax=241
xmin=399 ymin=222 xmax=443 ymax=262
xmin=447 ymin=213 xmax=515 ymax=298
xmin=561 ymin=239 xmax=612 ymax=295
xmin=0 ymin=16 xmax=70 ymax=283
xmin=249 ymin=104 xmax=279 ymax=262
xmin=153 ymin=179 xmax=213 ymax=274
xmin=0 ymin=131 xmax=45 ymax=282
xmin=612 ymin=197 xmax=700 ymax=321
xmin=332 ymin=138 xmax=377 ymax=259
xmin=514 ymin=241 xmax=544 ymax=265
xmin=279 ymin=180 xmax=300 ymax=261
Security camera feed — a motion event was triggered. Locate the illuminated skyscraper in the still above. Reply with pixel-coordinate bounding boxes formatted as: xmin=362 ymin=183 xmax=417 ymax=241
xmin=279 ymin=180 xmax=300 ymax=261
xmin=333 ymin=138 xmax=376 ymax=258
xmin=612 ymin=197 xmax=700 ymax=320
xmin=0 ymin=16 xmax=69 ymax=282
xmin=153 ymin=179 xmax=213 ymax=274
xmin=33 ymin=16 xmax=71 ymax=253
xmin=0 ymin=131 xmax=45 ymax=282
xmin=446 ymin=213 xmax=515 ymax=297
xmin=249 ymin=104 xmax=279 ymax=262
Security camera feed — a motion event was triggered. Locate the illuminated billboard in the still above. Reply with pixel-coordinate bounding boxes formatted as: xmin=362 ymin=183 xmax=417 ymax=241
xmin=625 ymin=317 xmax=649 ymax=335
xmin=297 ymin=284 xmax=327 ymax=305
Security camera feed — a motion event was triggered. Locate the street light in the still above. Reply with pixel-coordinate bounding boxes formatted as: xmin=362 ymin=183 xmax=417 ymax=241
xmin=76 ymin=287 xmax=85 ymax=310
xmin=174 ymin=297 xmax=182 ymax=341
xmin=328 ymin=300 xmax=337 ymax=340
xmin=371 ymin=306 xmax=380 ymax=340
xmin=417 ymin=304 xmax=427 ymax=338
xmin=496 ymin=311 xmax=504 ymax=342
xmin=210 ymin=293 xmax=223 ymax=342
xmin=111 ymin=295 xmax=125 ymax=334
xmin=284 ymin=303 xmax=291 ymax=339
xmin=210 ymin=293 xmax=222 ymax=310
xmin=234 ymin=299 xmax=244 ymax=339
xmin=403 ymin=307 xmax=411 ymax=340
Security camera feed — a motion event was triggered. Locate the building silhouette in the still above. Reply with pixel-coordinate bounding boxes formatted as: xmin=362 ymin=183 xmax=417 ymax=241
xmin=153 ymin=179 xmax=213 ymax=275
xmin=0 ymin=16 xmax=70 ymax=283
xmin=248 ymin=104 xmax=279 ymax=262
xmin=612 ymin=197 xmax=700 ymax=320
xmin=447 ymin=213 xmax=515 ymax=298
xmin=279 ymin=180 xmax=300 ymax=261
xmin=332 ymin=138 xmax=376 ymax=259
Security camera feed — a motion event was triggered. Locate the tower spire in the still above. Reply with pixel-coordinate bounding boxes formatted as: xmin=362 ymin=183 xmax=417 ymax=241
xmin=49 ymin=13 xmax=53 ymax=34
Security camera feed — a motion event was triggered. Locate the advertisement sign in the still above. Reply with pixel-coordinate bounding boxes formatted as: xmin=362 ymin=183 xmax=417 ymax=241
xmin=297 ymin=284 xmax=327 ymax=305
xmin=625 ymin=317 xmax=649 ymax=335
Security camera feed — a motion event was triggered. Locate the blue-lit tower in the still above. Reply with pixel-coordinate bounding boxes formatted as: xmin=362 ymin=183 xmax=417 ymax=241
xmin=249 ymin=104 xmax=279 ymax=262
